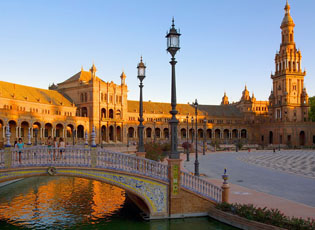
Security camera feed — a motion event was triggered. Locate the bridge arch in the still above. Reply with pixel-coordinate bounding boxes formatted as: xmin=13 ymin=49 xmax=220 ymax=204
xmin=0 ymin=147 xmax=169 ymax=218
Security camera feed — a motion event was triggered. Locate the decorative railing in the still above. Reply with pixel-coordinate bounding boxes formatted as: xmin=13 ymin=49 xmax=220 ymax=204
xmin=0 ymin=147 xmax=169 ymax=182
xmin=181 ymin=171 xmax=222 ymax=203
xmin=96 ymin=149 xmax=168 ymax=181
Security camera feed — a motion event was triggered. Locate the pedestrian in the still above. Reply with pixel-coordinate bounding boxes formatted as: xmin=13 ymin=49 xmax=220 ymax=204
xmin=16 ymin=138 xmax=24 ymax=163
xmin=58 ymin=137 xmax=65 ymax=159
xmin=14 ymin=140 xmax=18 ymax=161
xmin=53 ymin=137 xmax=58 ymax=161
xmin=47 ymin=136 xmax=53 ymax=161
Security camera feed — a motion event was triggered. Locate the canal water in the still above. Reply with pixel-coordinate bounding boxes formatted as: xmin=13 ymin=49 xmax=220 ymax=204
xmin=0 ymin=177 xmax=237 ymax=229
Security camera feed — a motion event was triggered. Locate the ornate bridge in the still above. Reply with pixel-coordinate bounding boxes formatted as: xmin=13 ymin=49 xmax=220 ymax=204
xmin=0 ymin=147 xmax=222 ymax=219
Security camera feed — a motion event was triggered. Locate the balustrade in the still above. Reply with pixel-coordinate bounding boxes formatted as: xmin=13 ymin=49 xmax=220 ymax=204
xmin=181 ymin=171 xmax=222 ymax=203
xmin=1 ymin=146 xmax=168 ymax=182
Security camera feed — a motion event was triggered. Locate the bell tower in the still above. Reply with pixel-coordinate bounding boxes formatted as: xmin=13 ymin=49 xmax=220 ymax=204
xmin=270 ymin=1 xmax=309 ymax=122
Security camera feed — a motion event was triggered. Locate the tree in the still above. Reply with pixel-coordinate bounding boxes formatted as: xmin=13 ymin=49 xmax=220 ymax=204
xmin=309 ymin=96 xmax=315 ymax=121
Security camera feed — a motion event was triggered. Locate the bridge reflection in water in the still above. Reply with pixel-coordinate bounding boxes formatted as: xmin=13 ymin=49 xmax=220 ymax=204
xmin=0 ymin=177 xmax=236 ymax=230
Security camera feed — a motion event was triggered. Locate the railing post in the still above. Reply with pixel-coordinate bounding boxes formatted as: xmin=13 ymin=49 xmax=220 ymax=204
xmin=221 ymin=169 xmax=230 ymax=203
xmin=90 ymin=128 xmax=97 ymax=167
xmin=84 ymin=130 xmax=89 ymax=148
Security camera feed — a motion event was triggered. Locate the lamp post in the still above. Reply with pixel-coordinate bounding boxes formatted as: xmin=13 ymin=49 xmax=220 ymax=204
xmin=137 ymin=57 xmax=146 ymax=153
xmin=193 ymin=99 xmax=199 ymax=176
xmin=203 ymin=118 xmax=207 ymax=155
xmin=186 ymin=115 xmax=189 ymax=161
xmin=166 ymin=18 xmax=181 ymax=159
xmin=153 ymin=121 xmax=156 ymax=143
xmin=191 ymin=117 xmax=194 ymax=144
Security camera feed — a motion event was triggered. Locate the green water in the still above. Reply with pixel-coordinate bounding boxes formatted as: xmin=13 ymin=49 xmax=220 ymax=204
xmin=0 ymin=177 xmax=237 ymax=229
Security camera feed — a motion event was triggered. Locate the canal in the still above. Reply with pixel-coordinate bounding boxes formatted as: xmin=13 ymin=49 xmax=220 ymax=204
xmin=0 ymin=177 xmax=237 ymax=229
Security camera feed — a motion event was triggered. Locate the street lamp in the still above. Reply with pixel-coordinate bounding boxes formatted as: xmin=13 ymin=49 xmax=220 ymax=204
xmin=137 ymin=57 xmax=146 ymax=153
xmin=166 ymin=18 xmax=181 ymax=159
xmin=193 ymin=99 xmax=199 ymax=176
xmin=153 ymin=121 xmax=156 ymax=143
xmin=186 ymin=115 xmax=189 ymax=161
xmin=191 ymin=117 xmax=194 ymax=144
xmin=203 ymin=118 xmax=207 ymax=155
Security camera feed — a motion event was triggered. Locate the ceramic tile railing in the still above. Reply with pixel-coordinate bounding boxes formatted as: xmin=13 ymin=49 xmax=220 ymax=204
xmin=2 ymin=146 xmax=169 ymax=182
xmin=181 ymin=171 xmax=222 ymax=203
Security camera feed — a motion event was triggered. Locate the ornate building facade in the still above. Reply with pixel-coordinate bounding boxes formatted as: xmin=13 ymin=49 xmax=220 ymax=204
xmin=0 ymin=1 xmax=314 ymax=148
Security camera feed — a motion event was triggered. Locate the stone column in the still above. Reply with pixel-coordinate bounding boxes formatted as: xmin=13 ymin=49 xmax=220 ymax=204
xmin=16 ymin=127 xmax=18 ymax=138
xmin=19 ymin=127 xmax=22 ymax=138
xmin=106 ymin=123 xmax=109 ymax=142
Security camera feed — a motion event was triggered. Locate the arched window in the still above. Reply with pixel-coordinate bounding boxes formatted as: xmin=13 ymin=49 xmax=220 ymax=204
xmin=290 ymin=33 xmax=293 ymax=42
xmin=82 ymin=107 xmax=88 ymax=117
xmin=128 ymin=127 xmax=135 ymax=138
xmin=84 ymin=93 xmax=88 ymax=102
xmin=109 ymin=109 xmax=114 ymax=119
xmin=101 ymin=108 xmax=106 ymax=119
xmin=80 ymin=93 xmax=84 ymax=102
xmin=146 ymin=128 xmax=152 ymax=138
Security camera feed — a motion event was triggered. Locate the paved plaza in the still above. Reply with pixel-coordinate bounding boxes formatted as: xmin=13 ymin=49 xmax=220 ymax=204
xmin=183 ymin=150 xmax=315 ymax=209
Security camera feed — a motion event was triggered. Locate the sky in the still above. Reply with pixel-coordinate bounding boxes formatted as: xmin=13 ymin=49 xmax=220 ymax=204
xmin=0 ymin=0 xmax=314 ymax=105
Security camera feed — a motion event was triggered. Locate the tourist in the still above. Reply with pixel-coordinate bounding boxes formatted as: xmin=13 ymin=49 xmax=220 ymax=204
xmin=58 ymin=137 xmax=65 ymax=159
xmin=16 ymin=138 xmax=24 ymax=163
xmin=53 ymin=137 xmax=58 ymax=161
xmin=47 ymin=136 xmax=53 ymax=161
xmin=14 ymin=140 xmax=18 ymax=161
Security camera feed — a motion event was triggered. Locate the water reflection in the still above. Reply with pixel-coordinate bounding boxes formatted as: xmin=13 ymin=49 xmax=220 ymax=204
xmin=0 ymin=177 xmax=125 ymax=229
xmin=0 ymin=176 xmax=237 ymax=230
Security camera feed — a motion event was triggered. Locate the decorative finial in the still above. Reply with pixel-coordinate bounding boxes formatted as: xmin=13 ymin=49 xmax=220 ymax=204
xmin=140 ymin=56 xmax=143 ymax=62
xmin=81 ymin=65 xmax=84 ymax=71
xmin=285 ymin=0 xmax=290 ymax=14
xmin=172 ymin=17 xmax=175 ymax=27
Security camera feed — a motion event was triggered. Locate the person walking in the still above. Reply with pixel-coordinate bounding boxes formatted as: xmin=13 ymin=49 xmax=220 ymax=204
xmin=53 ymin=137 xmax=58 ymax=161
xmin=58 ymin=137 xmax=65 ymax=160
xmin=16 ymin=138 xmax=24 ymax=163
xmin=47 ymin=136 xmax=53 ymax=161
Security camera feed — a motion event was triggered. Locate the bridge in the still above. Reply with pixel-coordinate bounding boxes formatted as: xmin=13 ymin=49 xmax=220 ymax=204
xmin=0 ymin=146 xmax=222 ymax=219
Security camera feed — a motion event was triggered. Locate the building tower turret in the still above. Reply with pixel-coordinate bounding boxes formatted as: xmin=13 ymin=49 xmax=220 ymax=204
xmin=221 ymin=92 xmax=229 ymax=105
xmin=120 ymin=71 xmax=126 ymax=85
xmin=270 ymin=0 xmax=308 ymax=122
xmin=90 ymin=63 xmax=97 ymax=79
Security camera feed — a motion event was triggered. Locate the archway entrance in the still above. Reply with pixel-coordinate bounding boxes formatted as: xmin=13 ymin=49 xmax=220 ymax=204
xmin=109 ymin=126 xmax=114 ymax=141
xmin=269 ymin=131 xmax=273 ymax=144
xmin=299 ymin=131 xmax=305 ymax=146
xmin=101 ymin=126 xmax=106 ymax=142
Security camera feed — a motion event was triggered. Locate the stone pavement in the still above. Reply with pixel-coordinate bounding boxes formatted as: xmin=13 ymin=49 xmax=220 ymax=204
xmin=181 ymin=150 xmax=315 ymax=220
xmin=238 ymin=150 xmax=315 ymax=178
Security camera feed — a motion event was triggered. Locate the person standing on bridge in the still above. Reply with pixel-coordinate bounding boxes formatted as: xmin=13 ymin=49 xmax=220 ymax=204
xmin=16 ymin=138 xmax=24 ymax=163
xmin=47 ymin=136 xmax=53 ymax=161
xmin=58 ymin=137 xmax=65 ymax=160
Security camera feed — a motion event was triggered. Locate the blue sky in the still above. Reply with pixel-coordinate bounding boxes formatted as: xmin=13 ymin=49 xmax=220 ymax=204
xmin=0 ymin=0 xmax=314 ymax=105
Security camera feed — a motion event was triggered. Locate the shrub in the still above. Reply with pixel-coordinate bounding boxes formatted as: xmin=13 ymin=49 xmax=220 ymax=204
xmin=144 ymin=142 xmax=168 ymax=162
xmin=215 ymin=202 xmax=315 ymax=230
